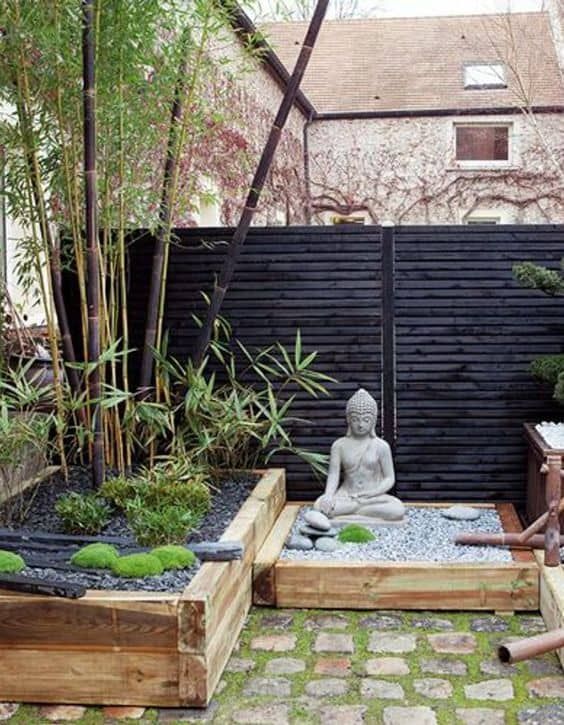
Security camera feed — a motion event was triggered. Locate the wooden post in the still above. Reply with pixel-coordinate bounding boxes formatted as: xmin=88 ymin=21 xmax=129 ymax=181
xmin=381 ymin=222 xmax=395 ymax=453
xmin=544 ymin=454 xmax=562 ymax=566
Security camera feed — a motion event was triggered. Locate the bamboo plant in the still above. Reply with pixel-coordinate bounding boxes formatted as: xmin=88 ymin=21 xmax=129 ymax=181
xmin=0 ymin=0 xmax=260 ymax=476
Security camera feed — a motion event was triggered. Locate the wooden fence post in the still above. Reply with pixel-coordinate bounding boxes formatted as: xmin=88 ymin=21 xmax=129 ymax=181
xmin=544 ymin=454 xmax=562 ymax=566
xmin=381 ymin=222 xmax=396 ymax=454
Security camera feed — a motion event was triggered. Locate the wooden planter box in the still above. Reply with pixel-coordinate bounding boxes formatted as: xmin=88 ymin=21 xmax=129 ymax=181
xmin=525 ymin=423 xmax=564 ymax=525
xmin=0 ymin=414 xmax=55 ymax=507
xmin=254 ymin=502 xmax=539 ymax=612
xmin=0 ymin=469 xmax=285 ymax=707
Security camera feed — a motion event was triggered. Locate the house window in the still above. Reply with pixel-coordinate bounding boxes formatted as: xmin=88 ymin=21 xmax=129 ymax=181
xmin=464 ymin=63 xmax=506 ymax=89
xmin=455 ymin=125 xmax=510 ymax=163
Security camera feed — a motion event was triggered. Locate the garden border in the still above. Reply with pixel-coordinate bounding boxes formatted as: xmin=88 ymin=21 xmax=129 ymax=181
xmin=536 ymin=551 xmax=564 ymax=668
xmin=253 ymin=502 xmax=539 ymax=611
xmin=0 ymin=468 xmax=285 ymax=707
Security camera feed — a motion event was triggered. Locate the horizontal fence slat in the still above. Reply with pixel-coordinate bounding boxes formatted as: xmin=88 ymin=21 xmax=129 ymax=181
xmin=120 ymin=225 xmax=564 ymax=503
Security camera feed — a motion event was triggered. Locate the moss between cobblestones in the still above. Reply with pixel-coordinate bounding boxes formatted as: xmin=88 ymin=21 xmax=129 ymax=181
xmin=3 ymin=609 xmax=564 ymax=723
xmin=217 ymin=608 xmax=564 ymax=725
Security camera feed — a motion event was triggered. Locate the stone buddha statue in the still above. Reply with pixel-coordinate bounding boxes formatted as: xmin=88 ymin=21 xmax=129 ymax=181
xmin=314 ymin=388 xmax=405 ymax=524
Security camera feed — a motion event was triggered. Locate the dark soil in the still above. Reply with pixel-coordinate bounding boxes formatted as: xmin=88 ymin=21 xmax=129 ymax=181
xmin=0 ymin=467 xmax=257 ymax=592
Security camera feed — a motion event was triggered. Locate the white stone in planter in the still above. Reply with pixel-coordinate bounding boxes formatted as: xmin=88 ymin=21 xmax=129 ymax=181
xmin=536 ymin=422 xmax=564 ymax=449
xmin=286 ymin=535 xmax=314 ymax=551
xmin=304 ymin=509 xmax=331 ymax=531
xmin=440 ymin=506 xmax=481 ymax=521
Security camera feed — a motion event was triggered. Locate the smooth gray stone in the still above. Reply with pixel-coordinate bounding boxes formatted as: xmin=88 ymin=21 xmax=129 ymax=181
xmin=440 ymin=505 xmax=481 ymax=521
xmin=315 ymin=536 xmax=339 ymax=552
xmin=304 ymin=510 xmax=331 ymax=531
xmin=286 ymin=535 xmax=314 ymax=551
xmin=300 ymin=525 xmax=338 ymax=538
xmin=189 ymin=541 xmax=244 ymax=561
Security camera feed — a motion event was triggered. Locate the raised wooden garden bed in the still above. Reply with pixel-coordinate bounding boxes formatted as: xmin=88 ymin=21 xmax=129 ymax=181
xmin=0 ymin=413 xmax=57 ymax=507
xmin=525 ymin=423 xmax=564 ymax=525
xmin=0 ymin=468 xmax=285 ymax=707
xmin=253 ymin=502 xmax=539 ymax=611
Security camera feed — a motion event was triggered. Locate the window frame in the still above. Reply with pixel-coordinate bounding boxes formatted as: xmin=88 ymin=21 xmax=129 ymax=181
xmin=463 ymin=62 xmax=507 ymax=90
xmin=453 ymin=122 xmax=513 ymax=169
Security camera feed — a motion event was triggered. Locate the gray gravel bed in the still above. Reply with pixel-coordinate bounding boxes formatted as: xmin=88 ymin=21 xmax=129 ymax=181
xmin=281 ymin=507 xmax=513 ymax=563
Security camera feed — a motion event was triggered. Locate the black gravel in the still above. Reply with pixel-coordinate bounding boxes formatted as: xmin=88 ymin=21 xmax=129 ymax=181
xmin=0 ymin=467 xmax=257 ymax=592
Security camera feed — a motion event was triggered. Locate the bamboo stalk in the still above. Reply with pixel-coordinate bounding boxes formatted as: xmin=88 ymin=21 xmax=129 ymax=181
xmin=138 ymin=13 xmax=214 ymax=392
xmin=137 ymin=38 xmax=191 ymax=393
xmin=11 ymin=39 xmax=82 ymax=399
xmin=192 ymin=0 xmax=329 ymax=364
xmin=82 ymin=0 xmax=104 ymax=486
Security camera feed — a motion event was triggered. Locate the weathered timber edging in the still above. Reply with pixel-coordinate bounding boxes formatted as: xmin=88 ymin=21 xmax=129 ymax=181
xmin=0 ymin=468 xmax=285 ymax=707
xmin=535 ymin=550 xmax=564 ymax=669
xmin=253 ymin=502 xmax=539 ymax=611
xmin=0 ymin=573 xmax=86 ymax=598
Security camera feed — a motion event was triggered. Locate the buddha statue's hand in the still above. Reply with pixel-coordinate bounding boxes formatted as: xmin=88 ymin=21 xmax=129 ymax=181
xmin=317 ymin=494 xmax=335 ymax=516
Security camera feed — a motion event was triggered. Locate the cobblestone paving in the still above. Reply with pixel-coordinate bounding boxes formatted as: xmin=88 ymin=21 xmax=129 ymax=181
xmin=3 ymin=610 xmax=564 ymax=724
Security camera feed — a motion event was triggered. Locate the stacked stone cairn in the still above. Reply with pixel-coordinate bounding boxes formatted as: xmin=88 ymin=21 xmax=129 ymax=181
xmin=286 ymin=509 xmax=339 ymax=552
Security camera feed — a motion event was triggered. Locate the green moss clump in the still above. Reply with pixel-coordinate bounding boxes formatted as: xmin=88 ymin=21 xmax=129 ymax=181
xmin=71 ymin=543 xmax=119 ymax=569
xmin=111 ymin=553 xmax=164 ymax=578
xmin=151 ymin=545 xmax=196 ymax=570
xmin=0 ymin=550 xmax=25 ymax=573
xmin=337 ymin=524 xmax=376 ymax=544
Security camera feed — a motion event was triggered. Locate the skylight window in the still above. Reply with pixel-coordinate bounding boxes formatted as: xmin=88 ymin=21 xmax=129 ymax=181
xmin=464 ymin=63 xmax=506 ymax=89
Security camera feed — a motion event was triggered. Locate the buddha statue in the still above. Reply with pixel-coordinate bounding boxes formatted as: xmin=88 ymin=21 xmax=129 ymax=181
xmin=314 ymin=388 xmax=405 ymax=524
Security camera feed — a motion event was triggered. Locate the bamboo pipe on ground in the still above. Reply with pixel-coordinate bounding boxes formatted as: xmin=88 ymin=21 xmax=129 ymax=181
xmin=517 ymin=495 xmax=564 ymax=544
xmin=498 ymin=628 xmax=564 ymax=664
xmin=455 ymin=532 xmax=564 ymax=548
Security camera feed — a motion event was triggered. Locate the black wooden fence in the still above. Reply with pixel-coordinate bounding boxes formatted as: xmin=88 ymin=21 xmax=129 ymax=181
xmin=127 ymin=224 xmax=564 ymax=505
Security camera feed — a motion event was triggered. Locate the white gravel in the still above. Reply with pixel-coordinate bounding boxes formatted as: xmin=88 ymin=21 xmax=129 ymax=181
xmin=281 ymin=507 xmax=513 ymax=563
xmin=536 ymin=422 xmax=564 ymax=450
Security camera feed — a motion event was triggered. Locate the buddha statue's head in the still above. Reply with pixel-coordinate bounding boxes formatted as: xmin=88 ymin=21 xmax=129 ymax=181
xmin=346 ymin=388 xmax=378 ymax=438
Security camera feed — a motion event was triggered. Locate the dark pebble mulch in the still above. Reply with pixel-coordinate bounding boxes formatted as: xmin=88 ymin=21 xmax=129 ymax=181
xmin=0 ymin=467 xmax=257 ymax=592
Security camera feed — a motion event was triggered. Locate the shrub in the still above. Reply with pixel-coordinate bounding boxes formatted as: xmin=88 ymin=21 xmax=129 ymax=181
xmin=513 ymin=261 xmax=564 ymax=403
xmin=111 ymin=553 xmax=164 ymax=578
xmin=55 ymin=492 xmax=111 ymax=535
xmin=99 ymin=476 xmax=138 ymax=510
xmin=100 ymin=462 xmax=212 ymax=517
xmin=337 ymin=524 xmax=376 ymax=544
xmin=151 ymin=545 xmax=196 ymax=570
xmin=125 ymin=500 xmax=200 ymax=547
xmin=71 ymin=543 xmax=119 ymax=569
xmin=0 ymin=550 xmax=25 ymax=573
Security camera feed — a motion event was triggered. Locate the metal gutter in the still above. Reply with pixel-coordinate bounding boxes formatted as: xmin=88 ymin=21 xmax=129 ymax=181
xmin=313 ymin=105 xmax=564 ymax=121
